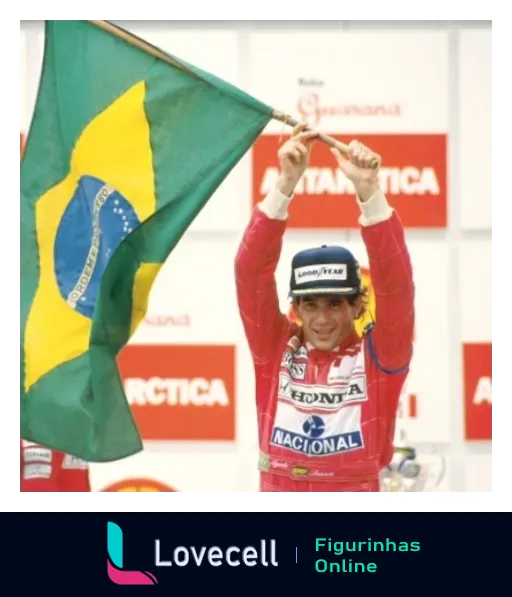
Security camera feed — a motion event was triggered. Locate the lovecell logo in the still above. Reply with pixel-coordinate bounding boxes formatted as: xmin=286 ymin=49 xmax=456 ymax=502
xmin=107 ymin=522 xmax=158 ymax=585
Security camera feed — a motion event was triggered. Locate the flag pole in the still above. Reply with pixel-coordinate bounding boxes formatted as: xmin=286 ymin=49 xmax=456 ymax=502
xmin=272 ymin=109 xmax=350 ymax=153
xmin=271 ymin=109 xmax=380 ymax=169
xmin=87 ymin=21 xmax=379 ymax=169
xmin=87 ymin=20 xmax=201 ymax=78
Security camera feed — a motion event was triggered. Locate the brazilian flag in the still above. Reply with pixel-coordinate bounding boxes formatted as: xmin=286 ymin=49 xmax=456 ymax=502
xmin=21 ymin=20 xmax=273 ymax=462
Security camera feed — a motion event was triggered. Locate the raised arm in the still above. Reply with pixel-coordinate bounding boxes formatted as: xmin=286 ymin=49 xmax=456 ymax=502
xmin=235 ymin=124 xmax=318 ymax=364
xmin=359 ymin=192 xmax=414 ymax=372
xmin=332 ymin=141 xmax=415 ymax=373
xmin=234 ymin=190 xmax=289 ymax=365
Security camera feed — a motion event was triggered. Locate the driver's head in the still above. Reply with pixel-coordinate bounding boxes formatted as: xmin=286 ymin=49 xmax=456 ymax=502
xmin=288 ymin=245 xmax=366 ymax=351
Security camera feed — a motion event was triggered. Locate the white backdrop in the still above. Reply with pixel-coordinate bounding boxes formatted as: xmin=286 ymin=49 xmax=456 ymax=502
xmin=247 ymin=30 xmax=449 ymax=134
xmin=20 ymin=20 xmax=492 ymax=492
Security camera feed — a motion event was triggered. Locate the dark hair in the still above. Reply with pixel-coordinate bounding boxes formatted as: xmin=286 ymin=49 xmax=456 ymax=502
xmin=291 ymin=285 xmax=370 ymax=322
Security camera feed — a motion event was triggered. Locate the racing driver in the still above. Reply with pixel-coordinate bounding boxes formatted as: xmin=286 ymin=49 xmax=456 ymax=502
xmin=235 ymin=124 xmax=415 ymax=492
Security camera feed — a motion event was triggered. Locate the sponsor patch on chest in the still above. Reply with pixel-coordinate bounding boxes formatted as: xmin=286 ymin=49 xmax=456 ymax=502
xmin=280 ymin=342 xmax=308 ymax=380
xmin=279 ymin=378 xmax=367 ymax=410
xmin=271 ymin=426 xmax=363 ymax=456
xmin=291 ymin=363 xmax=307 ymax=380
xmin=62 ymin=454 xmax=89 ymax=469
xmin=273 ymin=340 xmax=368 ymax=456
xmin=22 ymin=445 xmax=52 ymax=464
xmin=327 ymin=353 xmax=364 ymax=383
xmin=270 ymin=408 xmax=364 ymax=457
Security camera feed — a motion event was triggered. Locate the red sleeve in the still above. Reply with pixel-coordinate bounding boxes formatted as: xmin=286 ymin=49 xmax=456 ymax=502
xmin=57 ymin=454 xmax=91 ymax=492
xmin=361 ymin=210 xmax=415 ymax=372
xmin=234 ymin=206 xmax=288 ymax=364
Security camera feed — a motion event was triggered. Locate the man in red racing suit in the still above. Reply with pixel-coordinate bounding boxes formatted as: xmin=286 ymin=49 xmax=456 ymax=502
xmin=235 ymin=125 xmax=415 ymax=491
xmin=20 ymin=439 xmax=91 ymax=491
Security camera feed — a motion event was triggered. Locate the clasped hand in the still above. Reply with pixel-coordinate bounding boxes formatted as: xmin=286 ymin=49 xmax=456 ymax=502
xmin=276 ymin=123 xmax=381 ymax=202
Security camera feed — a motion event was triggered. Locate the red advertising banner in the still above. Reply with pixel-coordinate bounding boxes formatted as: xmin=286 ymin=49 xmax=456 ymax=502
xmin=463 ymin=343 xmax=492 ymax=440
xmin=252 ymin=133 xmax=447 ymax=228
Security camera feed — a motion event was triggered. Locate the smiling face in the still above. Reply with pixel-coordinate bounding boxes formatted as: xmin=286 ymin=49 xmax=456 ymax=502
xmin=295 ymin=294 xmax=362 ymax=351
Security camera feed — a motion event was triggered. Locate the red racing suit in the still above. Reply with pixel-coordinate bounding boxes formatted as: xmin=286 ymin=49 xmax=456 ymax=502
xmin=20 ymin=439 xmax=91 ymax=492
xmin=235 ymin=187 xmax=414 ymax=491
